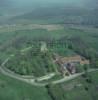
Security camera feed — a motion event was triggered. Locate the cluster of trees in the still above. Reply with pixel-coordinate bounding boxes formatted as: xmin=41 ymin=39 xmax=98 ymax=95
xmin=66 ymin=36 xmax=98 ymax=68
xmin=81 ymin=70 xmax=97 ymax=100
xmin=45 ymin=84 xmax=66 ymax=100
xmin=5 ymin=45 xmax=56 ymax=77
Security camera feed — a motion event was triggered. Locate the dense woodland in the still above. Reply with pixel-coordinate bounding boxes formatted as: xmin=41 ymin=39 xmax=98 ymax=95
xmin=5 ymin=45 xmax=57 ymax=77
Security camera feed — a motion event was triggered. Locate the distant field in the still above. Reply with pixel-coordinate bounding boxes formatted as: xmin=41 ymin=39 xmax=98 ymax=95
xmin=0 ymin=24 xmax=64 ymax=33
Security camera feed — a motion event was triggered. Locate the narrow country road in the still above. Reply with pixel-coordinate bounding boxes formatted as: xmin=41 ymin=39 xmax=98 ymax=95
xmin=0 ymin=53 xmax=98 ymax=86
xmin=52 ymin=69 xmax=98 ymax=85
xmin=0 ymin=66 xmax=47 ymax=86
xmin=1 ymin=64 xmax=98 ymax=86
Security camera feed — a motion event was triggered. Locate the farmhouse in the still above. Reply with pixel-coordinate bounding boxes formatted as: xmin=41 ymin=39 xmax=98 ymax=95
xmin=54 ymin=54 xmax=90 ymax=76
xmin=61 ymin=55 xmax=90 ymax=66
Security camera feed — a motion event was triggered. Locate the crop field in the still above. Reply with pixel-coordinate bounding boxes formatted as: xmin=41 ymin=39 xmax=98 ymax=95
xmin=0 ymin=24 xmax=64 ymax=33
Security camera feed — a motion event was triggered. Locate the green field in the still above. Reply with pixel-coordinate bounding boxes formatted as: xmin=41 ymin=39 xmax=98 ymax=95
xmin=0 ymin=73 xmax=51 ymax=100
xmin=0 ymin=71 xmax=98 ymax=100
xmin=0 ymin=1 xmax=98 ymax=100
xmin=0 ymin=25 xmax=98 ymax=100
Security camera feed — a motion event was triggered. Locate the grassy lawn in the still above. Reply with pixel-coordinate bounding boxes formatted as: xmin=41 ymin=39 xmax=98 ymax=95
xmin=0 ymin=73 xmax=51 ymax=100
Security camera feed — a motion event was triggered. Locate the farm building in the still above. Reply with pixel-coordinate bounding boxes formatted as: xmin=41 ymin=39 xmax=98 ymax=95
xmin=61 ymin=55 xmax=90 ymax=66
xmin=54 ymin=54 xmax=90 ymax=76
